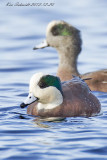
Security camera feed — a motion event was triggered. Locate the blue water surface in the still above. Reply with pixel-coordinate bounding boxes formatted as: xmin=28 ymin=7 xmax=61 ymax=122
xmin=0 ymin=0 xmax=107 ymax=159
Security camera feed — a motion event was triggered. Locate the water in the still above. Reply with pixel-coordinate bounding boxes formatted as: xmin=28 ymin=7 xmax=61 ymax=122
xmin=0 ymin=0 xmax=107 ymax=159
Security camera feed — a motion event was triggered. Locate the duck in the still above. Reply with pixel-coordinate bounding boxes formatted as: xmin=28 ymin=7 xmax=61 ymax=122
xmin=20 ymin=72 xmax=101 ymax=119
xmin=33 ymin=20 xmax=107 ymax=92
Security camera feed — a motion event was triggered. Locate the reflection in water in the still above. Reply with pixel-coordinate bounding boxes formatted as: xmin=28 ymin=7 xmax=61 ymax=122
xmin=0 ymin=0 xmax=107 ymax=159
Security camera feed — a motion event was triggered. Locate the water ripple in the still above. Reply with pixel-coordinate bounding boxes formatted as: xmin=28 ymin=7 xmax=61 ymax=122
xmin=0 ymin=0 xmax=107 ymax=159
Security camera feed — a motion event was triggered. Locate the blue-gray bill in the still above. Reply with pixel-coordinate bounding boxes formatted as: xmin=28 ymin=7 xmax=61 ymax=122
xmin=20 ymin=93 xmax=38 ymax=108
xmin=33 ymin=39 xmax=49 ymax=50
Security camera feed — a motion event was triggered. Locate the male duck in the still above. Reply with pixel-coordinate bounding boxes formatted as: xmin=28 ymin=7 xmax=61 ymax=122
xmin=20 ymin=73 xmax=101 ymax=118
xmin=33 ymin=20 xmax=107 ymax=92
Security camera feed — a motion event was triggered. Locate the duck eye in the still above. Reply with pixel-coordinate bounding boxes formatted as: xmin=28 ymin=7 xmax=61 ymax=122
xmin=51 ymin=26 xmax=59 ymax=36
xmin=39 ymin=82 xmax=47 ymax=88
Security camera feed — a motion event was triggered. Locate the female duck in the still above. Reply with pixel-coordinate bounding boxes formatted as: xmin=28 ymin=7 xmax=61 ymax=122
xmin=34 ymin=20 xmax=107 ymax=92
xmin=20 ymin=73 xmax=101 ymax=118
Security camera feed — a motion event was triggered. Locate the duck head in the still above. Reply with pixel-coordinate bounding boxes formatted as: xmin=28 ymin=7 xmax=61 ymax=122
xmin=33 ymin=20 xmax=82 ymax=56
xmin=20 ymin=73 xmax=63 ymax=110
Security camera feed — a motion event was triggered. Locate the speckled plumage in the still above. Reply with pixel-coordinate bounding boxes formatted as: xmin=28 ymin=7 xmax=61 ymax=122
xmin=26 ymin=75 xmax=101 ymax=118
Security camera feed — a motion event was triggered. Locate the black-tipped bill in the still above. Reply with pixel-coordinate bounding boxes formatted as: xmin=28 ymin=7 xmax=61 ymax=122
xmin=20 ymin=102 xmax=28 ymax=108
xmin=20 ymin=93 xmax=38 ymax=108
xmin=33 ymin=39 xmax=49 ymax=50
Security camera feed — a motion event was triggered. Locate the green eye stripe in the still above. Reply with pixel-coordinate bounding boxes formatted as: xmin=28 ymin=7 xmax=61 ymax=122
xmin=39 ymin=75 xmax=62 ymax=93
xmin=57 ymin=24 xmax=72 ymax=36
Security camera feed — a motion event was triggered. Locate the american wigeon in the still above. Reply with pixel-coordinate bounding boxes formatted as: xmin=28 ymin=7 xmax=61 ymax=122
xmin=20 ymin=73 xmax=101 ymax=119
xmin=33 ymin=20 xmax=107 ymax=92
